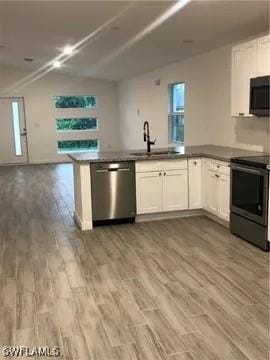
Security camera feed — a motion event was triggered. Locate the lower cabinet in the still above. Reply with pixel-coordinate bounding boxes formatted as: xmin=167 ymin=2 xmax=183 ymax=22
xmin=218 ymin=174 xmax=230 ymax=221
xmin=188 ymin=158 xmax=202 ymax=209
xmin=136 ymin=160 xmax=188 ymax=214
xmin=136 ymin=158 xmax=230 ymax=222
xmin=209 ymin=172 xmax=219 ymax=214
xmin=202 ymin=158 xmax=210 ymax=210
xmin=163 ymin=169 xmax=188 ymax=211
xmin=136 ymin=171 xmax=163 ymax=214
xmin=208 ymin=170 xmax=230 ymax=221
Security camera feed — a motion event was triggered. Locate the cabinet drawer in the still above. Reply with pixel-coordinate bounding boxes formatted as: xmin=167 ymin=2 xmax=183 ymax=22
xmin=136 ymin=161 xmax=162 ymax=173
xmin=161 ymin=159 xmax=187 ymax=170
xmin=209 ymin=160 xmax=230 ymax=175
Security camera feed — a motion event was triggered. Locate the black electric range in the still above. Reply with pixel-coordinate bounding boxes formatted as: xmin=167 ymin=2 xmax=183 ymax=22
xmin=230 ymin=155 xmax=269 ymax=251
xmin=231 ymin=155 xmax=270 ymax=170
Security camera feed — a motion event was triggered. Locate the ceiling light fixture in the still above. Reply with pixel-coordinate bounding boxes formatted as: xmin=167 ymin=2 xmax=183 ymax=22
xmin=63 ymin=45 xmax=74 ymax=55
xmin=53 ymin=60 xmax=61 ymax=68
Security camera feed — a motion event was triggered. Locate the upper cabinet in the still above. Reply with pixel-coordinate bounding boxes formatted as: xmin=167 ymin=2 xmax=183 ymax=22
xmin=257 ymin=34 xmax=270 ymax=76
xmin=231 ymin=34 xmax=270 ymax=117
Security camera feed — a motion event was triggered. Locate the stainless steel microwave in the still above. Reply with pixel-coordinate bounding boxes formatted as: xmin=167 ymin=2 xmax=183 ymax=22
xmin=249 ymin=75 xmax=269 ymax=117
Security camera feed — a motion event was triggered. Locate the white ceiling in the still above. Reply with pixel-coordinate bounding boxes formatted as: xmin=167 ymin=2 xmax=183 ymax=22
xmin=0 ymin=1 xmax=269 ymax=81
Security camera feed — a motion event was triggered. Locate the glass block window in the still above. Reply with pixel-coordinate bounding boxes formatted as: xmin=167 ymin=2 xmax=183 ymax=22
xmin=57 ymin=139 xmax=99 ymax=154
xmin=54 ymin=96 xmax=96 ymax=108
xmin=56 ymin=118 xmax=98 ymax=131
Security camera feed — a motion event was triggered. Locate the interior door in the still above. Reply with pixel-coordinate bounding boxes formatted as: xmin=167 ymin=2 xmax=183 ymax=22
xmin=0 ymin=98 xmax=28 ymax=165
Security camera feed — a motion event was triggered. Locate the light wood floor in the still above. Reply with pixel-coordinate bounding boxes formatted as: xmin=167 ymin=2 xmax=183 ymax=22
xmin=0 ymin=164 xmax=269 ymax=360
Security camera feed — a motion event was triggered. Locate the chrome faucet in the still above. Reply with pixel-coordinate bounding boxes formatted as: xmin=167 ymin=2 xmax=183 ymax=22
xmin=143 ymin=121 xmax=156 ymax=153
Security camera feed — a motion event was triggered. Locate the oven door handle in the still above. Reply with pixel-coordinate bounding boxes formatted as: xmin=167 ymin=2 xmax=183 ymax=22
xmin=231 ymin=165 xmax=264 ymax=175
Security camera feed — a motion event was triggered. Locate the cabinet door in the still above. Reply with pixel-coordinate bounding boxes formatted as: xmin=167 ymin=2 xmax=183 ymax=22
xmin=136 ymin=171 xmax=163 ymax=214
xmin=218 ymin=174 xmax=230 ymax=222
xmin=188 ymin=159 xmax=202 ymax=209
xmin=202 ymin=158 xmax=210 ymax=210
xmin=163 ymin=170 xmax=188 ymax=212
xmin=257 ymin=34 xmax=270 ymax=76
xmin=231 ymin=41 xmax=257 ymax=117
xmin=231 ymin=45 xmax=245 ymax=116
xmin=209 ymin=171 xmax=219 ymax=215
xmin=242 ymin=40 xmax=257 ymax=115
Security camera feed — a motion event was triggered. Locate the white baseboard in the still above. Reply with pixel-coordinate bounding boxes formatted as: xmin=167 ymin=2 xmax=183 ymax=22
xmin=29 ymin=158 xmax=71 ymax=165
xmin=136 ymin=208 xmax=229 ymax=229
xmin=136 ymin=209 xmax=204 ymax=222
xmin=74 ymin=211 xmax=93 ymax=231
xmin=202 ymin=210 xmax=230 ymax=228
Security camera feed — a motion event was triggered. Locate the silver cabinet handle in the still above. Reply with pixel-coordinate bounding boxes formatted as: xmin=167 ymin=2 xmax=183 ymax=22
xmin=163 ymin=172 xmax=166 ymax=176
xmin=194 ymin=161 xmax=197 ymax=165
xmin=215 ymin=174 xmax=220 ymax=178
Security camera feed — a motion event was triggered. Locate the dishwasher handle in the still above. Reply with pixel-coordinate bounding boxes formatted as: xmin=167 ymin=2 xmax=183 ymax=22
xmin=96 ymin=168 xmax=130 ymax=173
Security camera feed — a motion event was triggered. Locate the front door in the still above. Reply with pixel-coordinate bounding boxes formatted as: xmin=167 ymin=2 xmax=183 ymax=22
xmin=0 ymin=98 xmax=28 ymax=165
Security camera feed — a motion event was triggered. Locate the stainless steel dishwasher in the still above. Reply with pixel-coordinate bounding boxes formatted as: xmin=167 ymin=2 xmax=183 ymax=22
xmin=90 ymin=161 xmax=136 ymax=225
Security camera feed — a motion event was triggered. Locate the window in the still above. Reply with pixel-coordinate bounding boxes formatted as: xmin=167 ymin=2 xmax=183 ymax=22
xmin=11 ymin=101 xmax=23 ymax=156
xmin=169 ymin=82 xmax=185 ymax=143
xmin=56 ymin=117 xmax=98 ymax=131
xmin=54 ymin=96 xmax=96 ymax=109
xmin=57 ymin=139 xmax=99 ymax=154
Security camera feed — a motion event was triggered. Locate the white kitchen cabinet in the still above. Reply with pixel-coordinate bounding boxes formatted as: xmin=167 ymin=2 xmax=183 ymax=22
xmin=208 ymin=169 xmax=230 ymax=221
xmin=257 ymin=34 xmax=270 ymax=76
xmin=231 ymin=45 xmax=245 ymax=116
xmin=231 ymin=40 xmax=257 ymax=117
xmin=136 ymin=171 xmax=163 ymax=214
xmin=163 ymin=169 xmax=188 ymax=211
xmin=202 ymin=158 xmax=210 ymax=210
xmin=188 ymin=159 xmax=202 ymax=209
xmin=209 ymin=172 xmax=220 ymax=215
xmin=218 ymin=174 xmax=230 ymax=221
xmin=136 ymin=160 xmax=188 ymax=214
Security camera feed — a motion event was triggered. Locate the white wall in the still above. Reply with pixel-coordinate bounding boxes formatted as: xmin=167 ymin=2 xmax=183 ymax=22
xmin=0 ymin=66 xmax=119 ymax=163
xmin=118 ymin=44 xmax=270 ymax=152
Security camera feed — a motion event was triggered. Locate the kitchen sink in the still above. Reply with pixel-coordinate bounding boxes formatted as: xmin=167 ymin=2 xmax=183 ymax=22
xmin=130 ymin=151 xmax=180 ymax=157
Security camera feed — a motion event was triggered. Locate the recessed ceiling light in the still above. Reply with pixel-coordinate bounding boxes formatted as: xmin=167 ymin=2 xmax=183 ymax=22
xmin=53 ymin=60 xmax=61 ymax=68
xmin=24 ymin=58 xmax=34 ymax=62
xmin=110 ymin=26 xmax=120 ymax=31
xmin=183 ymin=39 xmax=193 ymax=44
xmin=63 ymin=45 xmax=74 ymax=55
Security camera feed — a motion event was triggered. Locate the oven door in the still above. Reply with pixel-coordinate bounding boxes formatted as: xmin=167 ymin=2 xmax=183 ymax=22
xmin=230 ymin=164 xmax=268 ymax=226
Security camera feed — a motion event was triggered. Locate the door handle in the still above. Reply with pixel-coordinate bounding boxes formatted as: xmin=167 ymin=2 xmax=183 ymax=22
xmin=20 ymin=130 xmax=27 ymax=136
